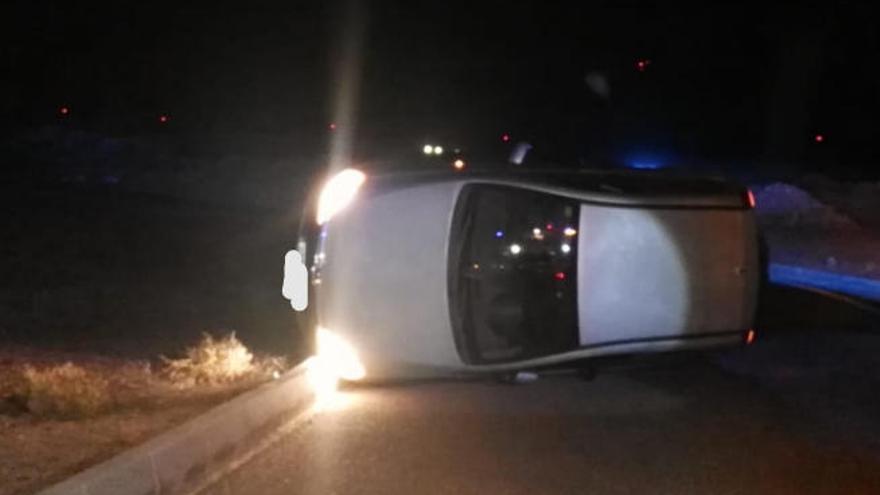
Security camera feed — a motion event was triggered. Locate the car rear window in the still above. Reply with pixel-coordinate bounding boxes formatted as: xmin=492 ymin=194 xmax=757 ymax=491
xmin=449 ymin=184 xmax=580 ymax=364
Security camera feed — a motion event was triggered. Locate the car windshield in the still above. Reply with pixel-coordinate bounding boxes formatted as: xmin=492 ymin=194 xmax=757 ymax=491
xmin=449 ymin=185 xmax=580 ymax=364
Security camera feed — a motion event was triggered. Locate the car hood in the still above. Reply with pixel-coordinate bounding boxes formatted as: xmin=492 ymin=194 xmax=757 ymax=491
xmin=315 ymin=180 xmax=466 ymax=377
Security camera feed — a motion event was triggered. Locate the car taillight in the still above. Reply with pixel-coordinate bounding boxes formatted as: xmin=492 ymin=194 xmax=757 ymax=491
xmin=746 ymin=189 xmax=756 ymax=209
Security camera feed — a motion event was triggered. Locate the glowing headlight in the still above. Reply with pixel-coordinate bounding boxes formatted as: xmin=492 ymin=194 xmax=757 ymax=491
xmin=316 ymin=327 xmax=365 ymax=381
xmin=316 ymin=168 xmax=366 ymax=225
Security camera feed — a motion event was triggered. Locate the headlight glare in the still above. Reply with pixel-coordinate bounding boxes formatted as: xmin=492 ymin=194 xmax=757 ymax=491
xmin=316 ymin=168 xmax=366 ymax=225
xmin=316 ymin=327 xmax=366 ymax=381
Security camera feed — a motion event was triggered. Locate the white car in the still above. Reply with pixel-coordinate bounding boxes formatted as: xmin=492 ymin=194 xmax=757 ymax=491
xmin=296 ymin=167 xmax=760 ymax=382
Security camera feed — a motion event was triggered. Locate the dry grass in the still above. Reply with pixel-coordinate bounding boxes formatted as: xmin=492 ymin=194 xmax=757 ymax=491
xmin=20 ymin=363 xmax=111 ymax=418
xmin=0 ymin=332 xmax=285 ymax=420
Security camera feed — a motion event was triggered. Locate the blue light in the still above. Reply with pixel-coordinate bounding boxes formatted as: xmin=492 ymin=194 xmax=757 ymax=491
xmin=495 ymin=230 xmax=504 ymax=238
xmin=623 ymin=150 xmax=669 ymax=170
xmin=769 ymin=263 xmax=880 ymax=302
xmin=629 ymin=161 xmax=663 ymax=170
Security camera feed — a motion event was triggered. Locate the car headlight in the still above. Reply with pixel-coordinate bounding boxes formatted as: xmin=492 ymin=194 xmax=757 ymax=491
xmin=316 ymin=168 xmax=366 ymax=225
xmin=316 ymin=327 xmax=365 ymax=381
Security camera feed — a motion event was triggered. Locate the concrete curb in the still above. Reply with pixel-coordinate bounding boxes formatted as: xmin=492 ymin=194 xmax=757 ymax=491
xmin=37 ymin=362 xmax=314 ymax=495
xmin=769 ymin=263 xmax=880 ymax=302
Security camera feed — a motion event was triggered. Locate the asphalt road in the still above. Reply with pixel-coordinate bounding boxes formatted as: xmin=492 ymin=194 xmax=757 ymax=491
xmin=203 ymin=286 xmax=880 ymax=494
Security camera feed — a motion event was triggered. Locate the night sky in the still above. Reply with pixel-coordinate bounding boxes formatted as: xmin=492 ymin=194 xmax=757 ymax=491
xmin=4 ymin=2 xmax=880 ymax=176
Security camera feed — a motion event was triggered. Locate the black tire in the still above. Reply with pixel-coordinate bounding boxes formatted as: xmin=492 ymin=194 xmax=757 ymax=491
xmin=577 ymin=365 xmax=597 ymax=381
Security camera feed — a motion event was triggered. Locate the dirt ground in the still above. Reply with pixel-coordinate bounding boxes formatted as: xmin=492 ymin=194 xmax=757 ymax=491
xmin=765 ymin=228 xmax=880 ymax=279
xmin=0 ymin=346 xmax=271 ymax=495
xmin=752 ymin=181 xmax=880 ymax=280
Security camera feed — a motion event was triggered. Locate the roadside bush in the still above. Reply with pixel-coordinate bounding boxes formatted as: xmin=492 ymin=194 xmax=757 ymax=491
xmin=22 ymin=363 xmax=111 ymax=418
xmin=161 ymin=332 xmax=285 ymax=388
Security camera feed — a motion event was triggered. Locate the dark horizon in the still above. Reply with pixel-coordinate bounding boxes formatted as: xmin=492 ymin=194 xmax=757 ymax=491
xmin=3 ymin=2 xmax=880 ymax=177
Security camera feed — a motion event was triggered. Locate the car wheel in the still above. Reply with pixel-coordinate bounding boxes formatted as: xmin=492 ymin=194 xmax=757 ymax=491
xmin=577 ymin=365 xmax=597 ymax=381
xmin=495 ymin=371 xmax=539 ymax=385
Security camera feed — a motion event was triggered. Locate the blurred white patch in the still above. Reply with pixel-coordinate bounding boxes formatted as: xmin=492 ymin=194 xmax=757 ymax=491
xmin=514 ymin=371 xmax=539 ymax=383
xmin=509 ymin=142 xmax=533 ymax=165
xmin=282 ymin=250 xmax=309 ymax=311
xmin=585 ymin=71 xmax=611 ymax=99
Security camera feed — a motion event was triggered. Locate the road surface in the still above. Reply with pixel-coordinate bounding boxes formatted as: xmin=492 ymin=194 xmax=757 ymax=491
xmin=203 ymin=286 xmax=880 ymax=494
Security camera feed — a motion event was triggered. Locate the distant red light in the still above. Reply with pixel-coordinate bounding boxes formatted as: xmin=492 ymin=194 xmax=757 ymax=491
xmin=814 ymin=134 xmax=824 ymax=143
xmin=745 ymin=329 xmax=756 ymax=345
xmin=158 ymin=114 xmax=169 ymax=124
xmin=554 ymin=271 xmax=566 ymax=281
xmin=636 ymin=59 xmax=651 ymax=72
xmin=545 ymin=223 xmax=554 ymax=231
xmin=501 ymin=133 xmax=510 ymax=143
xmin=329 ymin=123 xmax=337 ymax=130
xmin=747 ymin=189 xmax=756 ymax=209
xmin=59 ymin=106 xmax=69 ymax=116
